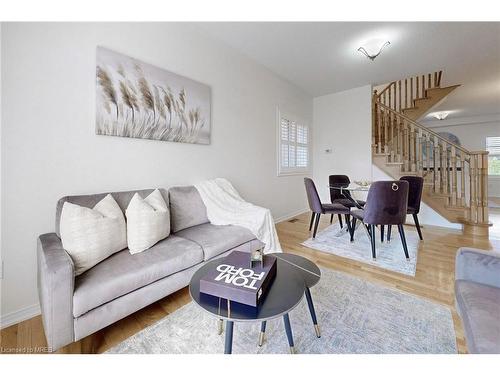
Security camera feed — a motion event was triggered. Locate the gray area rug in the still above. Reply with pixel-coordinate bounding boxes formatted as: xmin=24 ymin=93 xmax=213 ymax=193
xmin=302 ymin=224 xmax=419 ymax=276
xmin=107 ymin=268 xmax=456 ymax=354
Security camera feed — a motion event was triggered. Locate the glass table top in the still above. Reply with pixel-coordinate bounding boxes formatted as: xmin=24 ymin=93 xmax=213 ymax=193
xmin=328 ymin=182 xmax=371 ymax=191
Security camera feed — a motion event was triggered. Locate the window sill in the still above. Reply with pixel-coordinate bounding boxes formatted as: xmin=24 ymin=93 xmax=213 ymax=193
xmin=277 ymin=170 xmax=311 ymax=177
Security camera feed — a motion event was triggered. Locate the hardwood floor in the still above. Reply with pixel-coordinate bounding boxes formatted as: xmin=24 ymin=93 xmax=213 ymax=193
xmin=2 ymin=212 xmax=499 ymax=354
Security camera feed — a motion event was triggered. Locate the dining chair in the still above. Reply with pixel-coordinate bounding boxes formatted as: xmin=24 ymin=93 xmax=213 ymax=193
xmin=386 ymin=176 xmax=424 ymax=242
xmin=304 ymin=178 xmax=351 ymax=239
xmin=328 ymin=175 xmax=366 ymax=227
xmin=349 ymin=180 xmax=410 ymax=260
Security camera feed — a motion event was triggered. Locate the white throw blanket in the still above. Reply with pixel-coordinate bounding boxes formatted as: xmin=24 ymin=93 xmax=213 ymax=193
xmin=194 ymin=178 xmax=283 ymax=254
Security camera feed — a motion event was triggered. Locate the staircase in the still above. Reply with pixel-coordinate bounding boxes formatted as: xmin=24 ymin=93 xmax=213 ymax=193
xmin=372 ymin=71 xmax=491 ymax=236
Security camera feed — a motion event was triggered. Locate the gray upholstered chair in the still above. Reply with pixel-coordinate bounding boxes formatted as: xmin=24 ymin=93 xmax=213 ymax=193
xmin=304 ymin=178 xmax=350 ymax=239
xmin=349 ymin=180 xmax=409 ymax=259
xmin=387 ymin=176 xmax=424 ymax=241
xmin=328 ymin=175 xmax=365 ymax=226
xmin=455 ymin=247 xmax=500 ymax=353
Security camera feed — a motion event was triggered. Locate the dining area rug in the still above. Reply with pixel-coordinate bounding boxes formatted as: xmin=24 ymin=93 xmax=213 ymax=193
xmin=106 ymin=268 xmax=456 ymax=354
xmin=302 ymin=224 xmax=420 ymax=276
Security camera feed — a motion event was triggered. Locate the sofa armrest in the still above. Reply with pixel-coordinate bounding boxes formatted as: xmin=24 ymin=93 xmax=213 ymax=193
xmin=455 ymin=247 xmax=500 ymax=289
xmin=37 ymin=233 xmax=75 ymax=351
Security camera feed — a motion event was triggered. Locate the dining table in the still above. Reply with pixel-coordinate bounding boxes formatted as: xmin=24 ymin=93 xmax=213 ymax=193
xmin=328 ymin=182 xmax=371 ymax=237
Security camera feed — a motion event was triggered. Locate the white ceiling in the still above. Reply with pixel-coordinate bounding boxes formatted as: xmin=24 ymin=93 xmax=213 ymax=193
xmin=198 ymin=22 xmax=500 ymax=119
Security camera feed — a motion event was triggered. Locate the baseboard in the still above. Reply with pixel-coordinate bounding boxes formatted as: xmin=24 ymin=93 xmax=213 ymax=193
xmin=274 ymin=208 xmax=309 ymax=224
xmin=0 ymin=303 xmax=40 ymax=329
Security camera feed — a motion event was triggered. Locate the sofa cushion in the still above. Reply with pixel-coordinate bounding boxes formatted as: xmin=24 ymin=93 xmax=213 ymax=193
xmin=455 ymin=280 xmax=500 ymax=353
xmin=175 ymin=223 xmax=256 ymax=260
xmin=73 ymin=235 xmax=203 ymax=317
xmin=169 ymin=186 xmax=209 ymax=232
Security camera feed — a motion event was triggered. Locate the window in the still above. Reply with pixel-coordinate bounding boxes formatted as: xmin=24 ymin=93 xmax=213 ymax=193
xmin=277 ymin=108 xmax=310 ymax=176
xmin=486 ymin=136 xmax=500 ymax=176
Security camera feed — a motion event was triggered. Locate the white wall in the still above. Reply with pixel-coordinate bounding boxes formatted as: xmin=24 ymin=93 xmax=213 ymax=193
xmin=312 ymin=85 xmax=372 ymax=202
xmin=0 ymin=23 xmax=313 ymax=322
xmin=421 ymin=114 xmax=500 ymax=197
xmin=0 ymin=23 xmax=3 ymax=314
xmin=421 ymin=114 xmax=500 ymax=151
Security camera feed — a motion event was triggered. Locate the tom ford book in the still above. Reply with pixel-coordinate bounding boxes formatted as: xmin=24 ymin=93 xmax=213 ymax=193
xmin=199 ymin=251 xmax=277 ymax=307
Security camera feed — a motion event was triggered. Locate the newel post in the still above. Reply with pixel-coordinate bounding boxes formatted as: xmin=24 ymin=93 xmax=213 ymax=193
xmin=372 ymin=90 xmax=378 ymax=153
xmin=463 ymin=151 xmax=490 ymax=237
xmin=473 ymin=151 xmax=490 ymax=224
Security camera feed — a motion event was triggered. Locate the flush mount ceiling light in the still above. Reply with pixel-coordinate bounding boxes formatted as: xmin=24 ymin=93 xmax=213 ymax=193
xmin=432 ymin=111 xmax=450 ymax=120
xmin=357 ymin=41 xmax=390 ymax=61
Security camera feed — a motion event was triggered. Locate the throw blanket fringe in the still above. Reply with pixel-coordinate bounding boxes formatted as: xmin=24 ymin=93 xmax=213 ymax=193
xmin=194 ymin=178 xmax=282 ymax=254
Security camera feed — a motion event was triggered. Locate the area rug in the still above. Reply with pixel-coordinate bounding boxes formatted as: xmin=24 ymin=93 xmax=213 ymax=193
xmin=107 ymin=268 xmax=456 ymax=354
xmin=302 ymin=225 xmax=420 ymax=276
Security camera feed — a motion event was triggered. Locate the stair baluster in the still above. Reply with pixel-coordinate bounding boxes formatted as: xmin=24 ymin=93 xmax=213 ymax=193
xmin=372 ymin=97 xmax=490 ymax=231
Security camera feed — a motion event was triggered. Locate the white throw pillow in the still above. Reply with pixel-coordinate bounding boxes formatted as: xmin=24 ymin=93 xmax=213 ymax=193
xmin=60 ymin=194 xmax=127 ymax=276
xmin=126 ymin=189 xmax=170 ymax=254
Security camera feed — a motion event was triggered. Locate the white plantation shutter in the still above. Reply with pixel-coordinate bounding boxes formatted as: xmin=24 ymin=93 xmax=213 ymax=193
xmin=486 ymin=137 xmax=500 ymax=155
xmin=278 ymin=109 xmax=310 ymax=175
xmin=486 ymin=136 xmax=500 ymax=176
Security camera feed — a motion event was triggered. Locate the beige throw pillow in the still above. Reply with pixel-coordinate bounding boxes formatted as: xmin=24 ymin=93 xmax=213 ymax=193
xmin=126 ymin=189 xmax=170 ymax=254
xmin=60 ymin=194 xmax=127 ymax=275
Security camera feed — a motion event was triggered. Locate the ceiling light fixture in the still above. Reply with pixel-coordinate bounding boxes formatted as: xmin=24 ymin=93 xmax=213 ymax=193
xmin=357 ymin=41 xmax=390 ymax=61
xmin=432 ymin=111 xmax=450 ymax=121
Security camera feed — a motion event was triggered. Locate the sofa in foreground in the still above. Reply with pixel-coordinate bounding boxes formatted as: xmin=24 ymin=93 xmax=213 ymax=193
xmin=37 ymin=186 xmax=263 ymax=351
xmin=455 ymin=247 xmax=500 ymax=354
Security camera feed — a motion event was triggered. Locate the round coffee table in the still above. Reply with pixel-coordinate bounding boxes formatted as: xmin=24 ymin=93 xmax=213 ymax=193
xmin=189 ymin=252 xmax=321 ymax=354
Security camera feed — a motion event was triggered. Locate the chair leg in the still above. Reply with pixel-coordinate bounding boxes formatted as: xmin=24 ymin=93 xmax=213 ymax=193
xmin=398 ymin=224 xmax=410 ymax=260
xmin=369 ymin=224 xmax=376 ymax=259
xmin=349 ymin=217 xmax=357 ymax=242
xmin=330 ymin=214 xmax=333 ymax=224
xmin=309 ymin=212 xmax=315 ymax=231
xmin=380 ymin=225 xmax=385 ymax=243
xmin=413 ymin=214 xmax=423 ymax=240
xmin=387 ymin=225 xmax=392 ymax=242
xmin=338 ymin=214 xmax=343 ymax=228
xmin=344 ymin=214 xmax=351 ymax=234
xmin=312 ymin=214 xmax=321 ymax=239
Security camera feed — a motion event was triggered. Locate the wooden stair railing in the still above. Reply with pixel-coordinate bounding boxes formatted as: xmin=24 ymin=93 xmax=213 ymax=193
xmin=372 ymin=100 xmax=489 ymax=227
xmin=376 ymin=71 xmax=442 ymax=113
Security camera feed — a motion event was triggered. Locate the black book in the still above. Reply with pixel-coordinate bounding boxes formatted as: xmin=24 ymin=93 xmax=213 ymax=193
xmin=200 ymin=251 xmax=277 ymax=307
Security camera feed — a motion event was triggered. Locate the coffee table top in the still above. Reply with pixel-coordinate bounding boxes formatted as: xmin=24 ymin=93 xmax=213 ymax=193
xmin=189 ymin=253 xmax=318 ymax=322
xmin=273 ymin=253 xmax=321 ymax=288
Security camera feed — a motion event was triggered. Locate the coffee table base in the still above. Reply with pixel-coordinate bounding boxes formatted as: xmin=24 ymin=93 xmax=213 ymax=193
xmin=224 ymin=314 xmax=296 ymax=354
xmin=258 ymin=286 xmax=321 ymax=348
xmin=283 ymin=313 xmax=295 ymax=354
xmin=258 ymin=321 xmax=266 ymax=346
xmin=224 ymin=321 xmax=234 ymax=354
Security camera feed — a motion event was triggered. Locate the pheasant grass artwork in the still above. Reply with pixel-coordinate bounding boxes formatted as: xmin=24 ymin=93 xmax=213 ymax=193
xmin=96 ymin=47 xmax=211 ymax=144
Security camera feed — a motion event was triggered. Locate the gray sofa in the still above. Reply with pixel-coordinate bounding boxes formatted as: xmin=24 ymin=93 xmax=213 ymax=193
xmin=455 ymin=247 xmax=500 ymax=354
xmin=37 ymin=186 xmax=263 ymax=351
